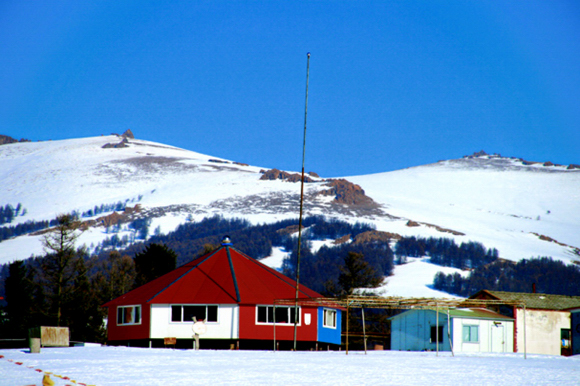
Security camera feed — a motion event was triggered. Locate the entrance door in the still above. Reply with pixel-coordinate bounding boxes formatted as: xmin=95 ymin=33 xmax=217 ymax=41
xmin=491 ymin=324 xmax=505 ymax=353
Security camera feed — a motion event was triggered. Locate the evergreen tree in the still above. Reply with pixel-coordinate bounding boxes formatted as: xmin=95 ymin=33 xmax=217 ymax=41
xmin=133 ymin=243 xmax=177 ymax=288
xmin=4 ymin=261 xmax=35 ymax=338
xmin=63 ymin=258 xmax=105 ymax=342
xmin=40 ymin=214 xmax=84 ymax=326
xmin=337 ymin=252 xmax=383 ymax=296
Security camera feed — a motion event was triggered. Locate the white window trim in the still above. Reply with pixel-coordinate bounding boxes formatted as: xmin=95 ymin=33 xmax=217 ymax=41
xmin=322 ymin=308 xmax=337 ymax=329
xmin=117 ymin=305 xmax=142 ymax=326
xmin=255 ymin=305 xmax=301 ymax=326
xmin=169 ymin=304 xmax=219 ymax=324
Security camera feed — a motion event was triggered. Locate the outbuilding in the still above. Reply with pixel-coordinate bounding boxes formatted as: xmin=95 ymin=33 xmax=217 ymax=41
xmin=103 ymin=238 xmax=342 ymax=350
xmin=470 ymin=290 xmax=580 ymax=356
xmin=390 ymin=308 xmax=514 ymax=353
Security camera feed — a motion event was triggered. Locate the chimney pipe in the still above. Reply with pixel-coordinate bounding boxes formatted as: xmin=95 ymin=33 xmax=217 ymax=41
xmin=532 ymin=283 xmax=536 ymax=293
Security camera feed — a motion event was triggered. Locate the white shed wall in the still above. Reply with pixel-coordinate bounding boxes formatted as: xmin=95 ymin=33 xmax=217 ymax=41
xmin=149 ymin=304 xmax=239 ymax=340
xmin=516 ymin=309 xmax=569 ymax=356
xmin=452 ymin=318 xmax=513 ymax=353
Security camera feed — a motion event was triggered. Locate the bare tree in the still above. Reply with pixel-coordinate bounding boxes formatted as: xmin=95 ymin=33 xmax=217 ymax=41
xmin=41 ymin=214 xmax=84 ymax=326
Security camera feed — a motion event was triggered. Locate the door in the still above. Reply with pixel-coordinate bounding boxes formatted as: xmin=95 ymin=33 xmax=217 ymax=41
xmin=491 ymin=323 xmax=505 ymax=353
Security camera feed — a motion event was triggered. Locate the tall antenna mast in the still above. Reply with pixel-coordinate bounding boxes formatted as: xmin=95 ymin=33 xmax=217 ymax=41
xmin=294 ymin=52 xmax=310 ymax=350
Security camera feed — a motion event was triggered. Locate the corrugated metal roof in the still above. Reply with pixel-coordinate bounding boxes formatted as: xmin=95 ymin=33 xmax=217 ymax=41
xmin=103 ymin=245 xmax=322 ymax=307
xmin=470 ymin=290 xmax=580 ymax=311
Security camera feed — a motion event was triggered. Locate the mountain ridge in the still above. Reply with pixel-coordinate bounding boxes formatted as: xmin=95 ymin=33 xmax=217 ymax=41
xmin=1 ymin=134 xmax=579 ymax=297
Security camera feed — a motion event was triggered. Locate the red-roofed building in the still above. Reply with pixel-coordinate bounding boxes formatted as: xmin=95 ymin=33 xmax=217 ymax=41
xmin=103 ymin=238 xmax=342 ymax=350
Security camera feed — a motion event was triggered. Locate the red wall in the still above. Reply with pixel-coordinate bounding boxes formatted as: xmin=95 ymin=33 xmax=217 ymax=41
xmin=106 ymin=304 xmax=150 ymax=341
xmin=238 ymin=304 xmax=318 ymax=341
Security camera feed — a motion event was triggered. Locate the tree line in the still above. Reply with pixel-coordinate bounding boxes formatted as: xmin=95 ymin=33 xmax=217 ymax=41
xmin=433 ymin=257 xmax=580 ymax=297
xmin=0 ymin=215 xmax=179 ymax=344
xmin=0 ymin=203 xmax=26 ymax=225
xmin=394 ymin=236 xmax=499 ymax=269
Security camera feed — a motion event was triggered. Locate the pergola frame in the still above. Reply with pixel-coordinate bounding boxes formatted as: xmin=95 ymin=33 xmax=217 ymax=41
xmin=274 ymin=296 xmax=527 ymax=358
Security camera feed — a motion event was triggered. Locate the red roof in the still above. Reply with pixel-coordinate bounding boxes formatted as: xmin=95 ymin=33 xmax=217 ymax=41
xmin=103 ymin=245 xmax=322 ymax=307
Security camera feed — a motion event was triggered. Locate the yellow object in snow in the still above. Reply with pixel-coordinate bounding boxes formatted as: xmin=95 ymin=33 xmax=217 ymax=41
xmin=42 ymin=374 xmax=55 ymax=386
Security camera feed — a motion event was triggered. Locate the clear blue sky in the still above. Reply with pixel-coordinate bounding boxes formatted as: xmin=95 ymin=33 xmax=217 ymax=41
xmin=1 ymin=1 xmax=579 ymax=177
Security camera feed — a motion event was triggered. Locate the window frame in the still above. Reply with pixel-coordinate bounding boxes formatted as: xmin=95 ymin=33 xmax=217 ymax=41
xmin=323 ymin=308 xmax=337 ymax=329
xmin=256 ymin=305 xmax=300 ymax=326
xmin=462 ymin=325 xmax=479 ymax=343
xmin=170 ymin=304 xmax=219 ymax=323
xmin=117 ymin=305 xmax=142 ymax=326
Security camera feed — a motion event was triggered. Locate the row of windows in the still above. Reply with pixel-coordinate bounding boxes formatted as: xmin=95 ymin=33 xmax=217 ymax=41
xmin=116 ymin=304 xmax=338 ymax=328
xmin=171 ymin=305 xmax=218 ymax=323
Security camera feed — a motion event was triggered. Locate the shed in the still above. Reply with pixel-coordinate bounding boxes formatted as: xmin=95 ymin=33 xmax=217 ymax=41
xmin=390 ymin=308 xmax=514 ymax=353
xmin=470 ymin=290 xmax=580 ymax=356
xmin=103 ymin=238 xmax=342 ymax=350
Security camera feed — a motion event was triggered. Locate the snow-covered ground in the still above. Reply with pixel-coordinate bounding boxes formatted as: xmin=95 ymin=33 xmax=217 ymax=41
xmin=1 ymin=346 xmax=578 ymax=385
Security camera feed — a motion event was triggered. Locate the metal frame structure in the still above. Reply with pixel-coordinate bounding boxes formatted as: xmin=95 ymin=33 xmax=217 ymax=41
xmin=275 ymin=296 xmax=527 ymax=358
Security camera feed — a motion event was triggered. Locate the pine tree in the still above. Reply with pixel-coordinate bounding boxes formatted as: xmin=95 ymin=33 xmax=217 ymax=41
xmin=4 ymin=261 xmax=35 ymax=337
xmin=133 ymin=243 xmax=177 ymax=288
xmin=40 ymin=214 xmax=84 ymax=326
xmin=337 ymin=252 xmax=383 ymax=296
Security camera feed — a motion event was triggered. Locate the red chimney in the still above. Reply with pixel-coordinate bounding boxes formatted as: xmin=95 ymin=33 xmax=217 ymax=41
xmin=532 ymin=283 xmax=536 ymax=293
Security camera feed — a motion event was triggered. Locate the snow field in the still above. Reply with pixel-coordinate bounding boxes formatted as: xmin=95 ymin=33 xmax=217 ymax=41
xmin=0 ymin=346 xmax=578 ymax=385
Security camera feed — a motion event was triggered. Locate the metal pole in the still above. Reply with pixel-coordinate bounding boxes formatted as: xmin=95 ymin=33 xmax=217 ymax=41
xmin=362 ymin=307 xmax=367 ymax=355
xmin=293 ymin=52 xmax=310 ymax=351
xmin=346 ymin=304 xmax=349 ymax=355
xmin=523 ymin=304 xmax=527 ymax=360
xmin=436 ymin=304 xmax=439 ymax=356
xmin=447 ymin=308 xmax=454 ymax=356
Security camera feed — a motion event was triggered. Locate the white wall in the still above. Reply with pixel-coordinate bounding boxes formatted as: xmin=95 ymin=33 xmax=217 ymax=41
xmin=149 ymin=304 xmax=239 ymax=340
xmin=391 ymin=310 xmax=514 ymax=354
xmin=515 ymin=309 xmax=569 ymax=356
xmin=452 ymin=318 xmax=514 ymax=353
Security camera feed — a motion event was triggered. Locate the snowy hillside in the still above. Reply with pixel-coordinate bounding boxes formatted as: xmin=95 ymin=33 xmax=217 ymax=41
xmin=349 ymin=155 xmax=580 ymax=266
xmin=1 ymin=136 xmax=579 ymax=298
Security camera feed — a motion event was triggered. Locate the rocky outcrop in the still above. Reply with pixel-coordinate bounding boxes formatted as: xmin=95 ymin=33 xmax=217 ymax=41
xmin=353 ymin=230 xmax=401 ymax=244
xmin=318 ymin=179 xmax=374 ymax=206
xmin=276 ymin=224 xmax=304 ymax=235
xmin=97 ymin=204 xmax=142 ymax=228
xmin=406 ymin=219 xmax=464 ymax=235
xmin=122 ymin=129 xmax=135 ymax=139
xmin=0 ymin=135 xmax=30 ymax=145
xmin=102 ymin=137 xmax=129 ymax=149
xmin=260 ymin=168 xmax=315 ymax=183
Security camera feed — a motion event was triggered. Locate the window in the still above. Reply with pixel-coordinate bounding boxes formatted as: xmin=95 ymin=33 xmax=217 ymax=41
xmin=117 ymin=305 xmax=141 ymax=325
xmin=462 ymin=325 xmax=479 ymax=343
xmin=430 ymin=325 xmax=444 ymax=343
xmin=256 ymin=306 xmax=299 ymax=324
xmin=323 ymin=308 xmax=337 ymax=328
xmin=171 ymin=305 xmax=218 ymax=323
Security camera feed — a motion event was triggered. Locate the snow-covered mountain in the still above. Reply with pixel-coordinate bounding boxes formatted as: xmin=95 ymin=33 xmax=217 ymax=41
xmin=1 ymin=135 xmax=579 ymax=297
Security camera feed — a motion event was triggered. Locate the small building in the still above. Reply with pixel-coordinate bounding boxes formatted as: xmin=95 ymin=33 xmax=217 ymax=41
xmin=103 ymin=238 xmax=342 ymax=350
xmin=390 ymin=308 xmax=514 ymax=353
xmin=470 ymin=290 xmax=580 ymax=356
